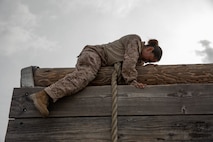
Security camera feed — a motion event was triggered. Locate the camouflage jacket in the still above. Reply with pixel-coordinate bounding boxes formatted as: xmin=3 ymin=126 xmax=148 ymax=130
xmin=83 ymin=34 xmax=144 ymax=84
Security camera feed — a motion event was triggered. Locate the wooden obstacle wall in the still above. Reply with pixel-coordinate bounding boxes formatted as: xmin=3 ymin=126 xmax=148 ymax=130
xmin=5 ymin=64 xmax=213 ymax=142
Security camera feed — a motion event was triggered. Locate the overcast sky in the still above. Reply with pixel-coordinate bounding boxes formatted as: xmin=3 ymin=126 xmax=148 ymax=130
xmin=1 ymin=0 xmax=213 ymax=140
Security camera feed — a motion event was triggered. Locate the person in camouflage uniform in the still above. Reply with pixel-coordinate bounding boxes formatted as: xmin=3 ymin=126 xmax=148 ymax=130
xmin=30 ymin=34 xmax=163 ymax=117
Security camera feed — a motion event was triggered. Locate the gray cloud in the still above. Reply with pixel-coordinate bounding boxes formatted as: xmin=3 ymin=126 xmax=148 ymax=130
xmin=0 ymin=0 xmax=59 ymax=56
xmin=51 ymin=0 xmax=140 ymax=17
xmin=196 ymin=40 xmax=213 ymax=63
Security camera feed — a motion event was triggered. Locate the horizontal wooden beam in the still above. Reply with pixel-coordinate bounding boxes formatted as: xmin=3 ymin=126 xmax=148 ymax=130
xmin=6 ymin=115 xmax=213 ymax=141
xmin=9 ymin=84 xmax=213 ymax=118
xmin=27 ymin=64 xmax=213 ymax=87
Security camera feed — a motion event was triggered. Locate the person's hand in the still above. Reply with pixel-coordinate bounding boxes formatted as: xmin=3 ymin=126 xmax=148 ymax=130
xmin=130 ymin=80 xmax=146 ymax=89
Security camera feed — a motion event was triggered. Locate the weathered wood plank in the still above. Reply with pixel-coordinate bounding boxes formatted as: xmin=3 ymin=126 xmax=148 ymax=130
xmin=31 ymin=64 xmax=213 ymax=87
xmin=9 ymin=84 xmax=213 ymax=118
xmin=6 ymin=115 xmax=213 ymax=142
xmin=21 ymin=66 xmax=37 ymax=87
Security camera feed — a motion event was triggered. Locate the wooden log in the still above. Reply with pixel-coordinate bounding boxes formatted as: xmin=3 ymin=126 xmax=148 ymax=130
xmin=6 ymin=115 xmax=213 ymax=142
xmin=9 ymin=84 xmax=213 ymax=118
xmin=28 ymin=64 xmax=213 ymax=87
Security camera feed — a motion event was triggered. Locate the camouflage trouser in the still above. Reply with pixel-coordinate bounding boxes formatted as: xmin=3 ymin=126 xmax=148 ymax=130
xmin=45 ymin=48 xmax=102 ymax=102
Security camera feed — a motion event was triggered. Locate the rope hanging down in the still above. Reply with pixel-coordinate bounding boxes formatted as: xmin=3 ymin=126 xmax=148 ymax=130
xmin=111 ymin=62 xmax=121 ymax=142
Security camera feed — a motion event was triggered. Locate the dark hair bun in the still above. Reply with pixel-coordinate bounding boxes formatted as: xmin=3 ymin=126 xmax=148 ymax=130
xmin=148 ymin=39 xmax=158 ymax=46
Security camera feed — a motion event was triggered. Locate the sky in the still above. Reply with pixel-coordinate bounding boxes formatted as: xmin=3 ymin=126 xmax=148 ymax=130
xmin=0 ymin=0 xmax=213 ymax=141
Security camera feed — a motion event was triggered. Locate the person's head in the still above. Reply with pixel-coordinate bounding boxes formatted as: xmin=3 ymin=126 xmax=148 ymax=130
xmin=141 ymin=39 xmax=162 ymax=63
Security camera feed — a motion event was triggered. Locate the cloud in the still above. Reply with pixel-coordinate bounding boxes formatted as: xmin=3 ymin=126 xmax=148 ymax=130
xmin=196 ymin=40 xmax=213 ymax=63
xmin=0 ymin=1 xmax=58 ymax=56
xmin=51 ymin=0 xmax=140 ymax=17
xmin=96 ymin=0 xmax=140 ymax=17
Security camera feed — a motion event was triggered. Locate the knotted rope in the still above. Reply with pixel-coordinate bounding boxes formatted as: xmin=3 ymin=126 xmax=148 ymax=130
xmin=111 ymin=62 xmax=121 ymax=142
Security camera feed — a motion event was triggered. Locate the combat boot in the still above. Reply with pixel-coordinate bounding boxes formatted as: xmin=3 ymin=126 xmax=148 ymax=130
xmin=30 ymin=90 xmax=50 ymax=117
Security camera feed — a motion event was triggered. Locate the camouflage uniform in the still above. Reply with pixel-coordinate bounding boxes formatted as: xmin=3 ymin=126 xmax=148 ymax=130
xmin=45 ymin=34 xmax=144 ymax=102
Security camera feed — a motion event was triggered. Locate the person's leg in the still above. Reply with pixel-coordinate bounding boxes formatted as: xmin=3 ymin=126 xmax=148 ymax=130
xmin=45 ymin=50 xmax=102 ymax=102
xmin=30 ymin=50 xmax=102 ymax=117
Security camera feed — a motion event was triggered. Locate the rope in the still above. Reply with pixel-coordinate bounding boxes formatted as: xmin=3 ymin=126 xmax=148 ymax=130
xmin=111 ymin=62 xmax=121 ymax=142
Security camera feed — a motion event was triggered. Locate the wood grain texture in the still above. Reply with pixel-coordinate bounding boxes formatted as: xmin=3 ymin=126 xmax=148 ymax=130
xmin=6 ymin=115 xmax=213 ymax=142
xmin=9 ymin=84 xmax=213 ymax=118
xmin=31 ymin=64 xmax=213 ymax=87
xmin=7 ymin=64 xmax=213 ymax=141
xmin=20 ymin=66 xmax=36 ymax=87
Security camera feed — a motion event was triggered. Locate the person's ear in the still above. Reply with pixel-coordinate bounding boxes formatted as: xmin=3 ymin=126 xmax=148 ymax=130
xmin=147 ymin=46 xmax=154 ymax=52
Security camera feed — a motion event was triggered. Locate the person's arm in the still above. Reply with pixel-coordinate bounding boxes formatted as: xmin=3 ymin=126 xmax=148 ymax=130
xmin=121 ymin=38 xmax=146 ymax=89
